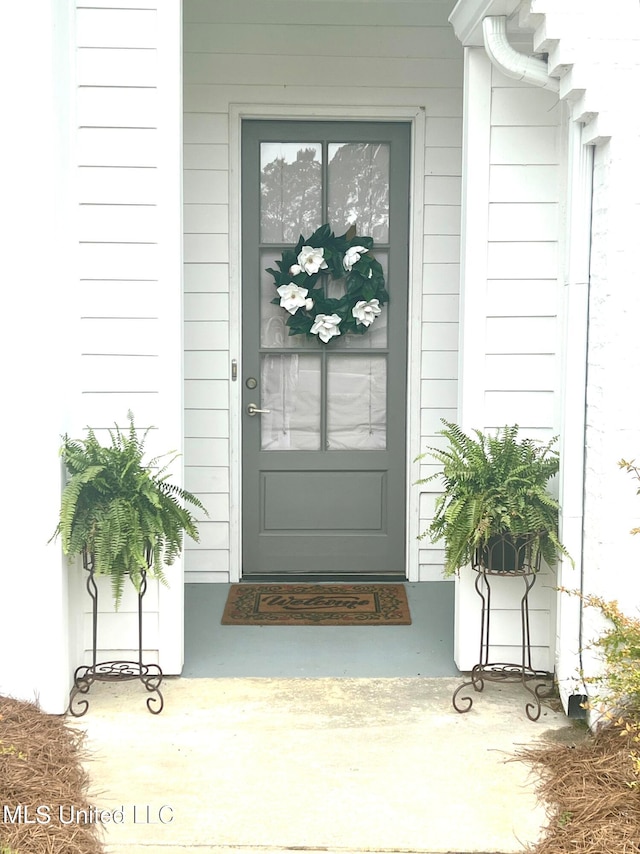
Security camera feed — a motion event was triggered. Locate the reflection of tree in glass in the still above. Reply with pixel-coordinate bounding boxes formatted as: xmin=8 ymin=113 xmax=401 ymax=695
xmin=328 ymin=144 xmax=390 ymax=243
xmin=260 ymin=148 xmax=321 ymax=244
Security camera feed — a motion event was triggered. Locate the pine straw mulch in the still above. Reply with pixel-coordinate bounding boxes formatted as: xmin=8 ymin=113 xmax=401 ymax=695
xmin=519 ymin=723 xmax=640 ymax=854
xmin=0 ymin=695 xmax=104 ymax=854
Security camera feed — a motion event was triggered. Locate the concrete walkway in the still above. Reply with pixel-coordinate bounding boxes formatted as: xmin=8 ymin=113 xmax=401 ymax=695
xmin=70 ymin=676 xmax=579 ymax=854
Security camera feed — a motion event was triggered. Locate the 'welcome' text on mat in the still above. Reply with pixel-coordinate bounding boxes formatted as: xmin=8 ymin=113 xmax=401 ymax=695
xmin=221 ymin=583 xmax=411 ymax=626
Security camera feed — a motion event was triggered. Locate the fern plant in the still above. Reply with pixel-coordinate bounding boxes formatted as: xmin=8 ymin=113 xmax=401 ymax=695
xmin=417 ymin=421 xmax=571 ymax=576
xmin=52 ymin=413 xmax=206 ymax=607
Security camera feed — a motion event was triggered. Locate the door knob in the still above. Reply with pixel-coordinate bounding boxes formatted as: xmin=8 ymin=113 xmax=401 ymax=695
xmin=247 ymin=403 xmax=271 ymax=416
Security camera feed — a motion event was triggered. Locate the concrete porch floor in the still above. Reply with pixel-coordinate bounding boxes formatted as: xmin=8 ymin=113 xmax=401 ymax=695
xmin=69 ymin=675 xmax=580 ymax=854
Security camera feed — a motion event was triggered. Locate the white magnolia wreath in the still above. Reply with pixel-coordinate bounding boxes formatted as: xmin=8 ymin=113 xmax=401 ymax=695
xmin=266 ymin=224 xmax=388 ymax=343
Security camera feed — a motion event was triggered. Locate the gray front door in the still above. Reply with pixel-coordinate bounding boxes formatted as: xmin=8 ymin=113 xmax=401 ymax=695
xmin=241 ymin=120 xmax=410 ymax=578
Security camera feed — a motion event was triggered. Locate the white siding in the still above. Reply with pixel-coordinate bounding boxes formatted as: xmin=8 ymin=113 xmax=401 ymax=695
xmin=453 ymin=52 xmax=563 ymax=672
xmin=516 ymin=0 xmax=640 ymax=713
xmin=74 ymin=1 xmax=183 ymax=672
xmin=583 ymin=138 xmax=640 ymax=608
xmin=182 ymin=0 xmax=464 ymax=582
xmin=485 ymin=67 xmax=561 ymax=436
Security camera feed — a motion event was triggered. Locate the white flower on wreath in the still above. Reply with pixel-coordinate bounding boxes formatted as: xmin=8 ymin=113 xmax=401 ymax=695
xmin=343 ymin=245 xmax=368 ymax=272
xmin=352 ymin=298 xmax=381 ymax=327
xmin=297 ymin=245 xmax=328 ymax=275
xmin=277 ymin=283 xmax=309 ymax=315
xmin=310 ymin=313 xmax=342 ymax=343
xmin=289 ymin=263 xmax=302 ymax=276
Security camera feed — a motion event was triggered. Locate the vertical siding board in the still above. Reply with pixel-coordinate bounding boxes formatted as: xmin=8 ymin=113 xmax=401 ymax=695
xmin=421 ymin=322 xmax=459 ymax=351
xmin=78 ymin=243 xmax=159 ymax=280
xmin=80 ymin=281 xmax=159 ymax=317
xmin=183 ymin=22 xmax=462 ymax=59
xmin=80 ymin=393 xmax=161 ymax=429
xmin=77 ymin=88 xmax=159 ymax=128
xmin=490 ymin=87 xmax=561 ymax=126
xmin=78 ymin=167 xmax=158 ymax=204
xmin=488 ymin=203 xmax=558 ymax=241
xmin=184 ymin=234 xmax=230 ymax=263
xmin=77 ymin=48 xmax=157 ymax=87
xmin=80 ymin=355 xmax=160 ymax=391
xmin=183 ymin=114 xmax=229 ymax=144
xmin=78 ymin=205 xmax=158 ymax=243
xmin=184 ymin=171 xmax=229 ymax=204
xmin=77 ymin=128 xmax=158 ymax=168
xmin=425 ymin=175 xmax=462 ymax=204
xmin=184 ymin=0 xmax=454 ymax=27
xmin=426 ymin=117 xmax=463 ymax=147
xmin=184 ymin=204 xmax=229 ymax=233
xmin=487 ymin=241 xmax=558 ymax=279
xmin=425 ymin=147 xmax=462 ymax=176
xmin=76 ymin=9 xmax=158 ymax=48
xmin=77 ymin=0 xmax=156 ymax=8
xmin=80 ymin=318 xmax=159 ymax=355
xmin=184 ymin=293 xmax=229 ymax=322
xmin=183 ymin=53 xmax=462 ymax=88
xmin=489 ymin=165 xmax=559 ymax=203
xmin=422 ymin=263 xmax=460 ymax=293
xmin=424 ymin=205 xmax=462 ymax=235
xmin=185 ymin=409 xmax=230 ymax=438
xmin=490 ymin=126 xmax=558 ymax=164
xmin=184 ymin=263 xmax=230 ymax=292
xmin=184 ymin=84 xmax=463 ymax=115
xmin=486 ymin=280 xmax=557 ymax=316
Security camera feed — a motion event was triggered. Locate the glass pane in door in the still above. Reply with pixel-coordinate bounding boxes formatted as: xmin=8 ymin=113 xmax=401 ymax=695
xmin=260 ymin=250 xmax=321 ymax=349
xmin=260 ymin=143 xmax=322 ymax=244
xmin=260 ymin=354 xmax=321 ymax=450
xmin=327 ymin=143 xmax=390 ymax=242
xmin=332 ymin=251 xmax=389 ymax=350
xmin=326 ymin=354 xmax=387 ymax=450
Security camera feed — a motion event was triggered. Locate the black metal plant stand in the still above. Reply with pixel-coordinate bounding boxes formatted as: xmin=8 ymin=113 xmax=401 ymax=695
xmin=452 ymin=541 xmax=553 ymax=721
xmin=68 ymin=551 xmax=164 ymax=716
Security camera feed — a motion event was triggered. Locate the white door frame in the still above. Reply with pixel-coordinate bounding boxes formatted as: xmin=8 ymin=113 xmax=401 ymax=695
xmin=228 ymin=103 xmax=426 ymax=583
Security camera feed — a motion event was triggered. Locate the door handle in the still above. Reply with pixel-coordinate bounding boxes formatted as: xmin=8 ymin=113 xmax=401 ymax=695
xmin=247 ymin=403 xmax=271 ymax=417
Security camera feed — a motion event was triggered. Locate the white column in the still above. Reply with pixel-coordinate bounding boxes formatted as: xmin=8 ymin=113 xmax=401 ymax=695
xmin=0 ymin=0 xmax=76 ymax=713
xmin=454 ymin=47 xmax=492 ymax=669
xmin=156 ymin=0 xmax=185 ymax=675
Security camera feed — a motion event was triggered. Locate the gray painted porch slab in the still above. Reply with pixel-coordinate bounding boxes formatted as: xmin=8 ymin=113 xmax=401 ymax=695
xmin=183 ymin=581 xmax=459 ymax=677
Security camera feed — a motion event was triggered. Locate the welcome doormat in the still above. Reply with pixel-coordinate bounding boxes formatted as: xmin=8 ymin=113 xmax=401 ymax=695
xmin=221 ymin=583 xmax=411 ymax=626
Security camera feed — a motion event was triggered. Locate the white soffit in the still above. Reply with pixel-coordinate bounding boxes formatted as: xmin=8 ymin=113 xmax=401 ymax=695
xmin=449 ymin=0 xmax=521 ymax=45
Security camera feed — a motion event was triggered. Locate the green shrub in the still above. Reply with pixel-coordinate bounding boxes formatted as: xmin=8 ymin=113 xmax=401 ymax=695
xmin=558 ymin=459 xmax=640 ymax=785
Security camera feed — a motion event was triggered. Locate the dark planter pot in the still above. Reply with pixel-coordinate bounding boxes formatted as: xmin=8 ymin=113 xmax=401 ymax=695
xmin=475 ymin=534 xmax=540 ymax=573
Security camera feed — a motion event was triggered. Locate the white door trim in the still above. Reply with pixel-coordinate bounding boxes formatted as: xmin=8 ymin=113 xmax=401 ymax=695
xmin=228 ymin=103 xmax=426 ymax=583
